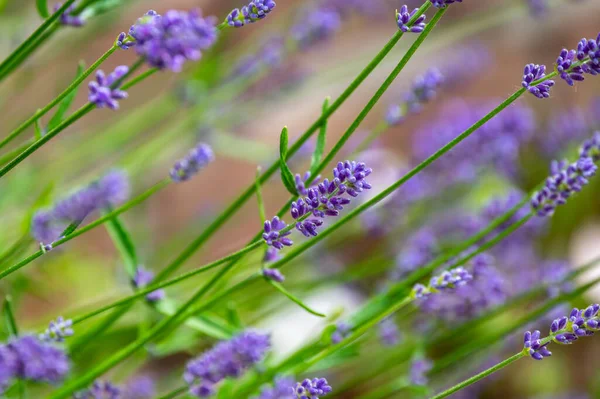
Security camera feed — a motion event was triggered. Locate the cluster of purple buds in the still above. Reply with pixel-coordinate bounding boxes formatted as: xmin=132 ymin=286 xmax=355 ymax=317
xmin=386 ymin=68 xmax=444 ymax=126
xmin=184 ymin=331 xmax=270 ymax=397
xmin=170 ymin=143 xmax=214 ymax=182
xmin=531 ymin=151 xmax=597 ymax=217
xmin=263 ymin=216 xmax=293 ymax=250
xmin=551 ymin=305 xmax=600 ymax=345
xmin=133 ymin=266 xmax=166 ymax=302
xmin=290 ymin=6 xmax=341 ymax=50
xmin=54 ymin=2 xmax=85 ymax=27
xmin=431 ymin=0 xmax=463 ymax=7
xmin=378 ymin=318 xmax=401 ymax=347
xmin=579 ymin=131 xmax=600 ymax=161
xmin=411 ymin=267 xmax=473 ymax=299
xmin=523 ymin=330 xmax=552 ymax=360
xmin=331 ymin=322 xmax=352 ymax=344
xmin=227 ymin=0 xmax=276 ymax=28
xmin=263 ymin=267 xmax=285 ymax=283
xmin=396 ymin=5 xmax=427 ymax=33
xmin=293 ymin=377 xmax=332 ymax=399
xmin=40 ymin=316 xmax=74 ymax=342
xmin=556 ymin=33 xmax=600 ymax=86
xmin=74 ymin=380 xmax=121 ymax=399
xmin=88 ymin=66 xmax=129 ymax=110
xmin=409 ymin=358 xmax=432 ymax=386
xmin=256 ymin=376 xmax=295 ymax=399
xmin=128 ymin=9 xmax=217 ymax=72
xmin=522 ymin=63 xmax=555 ymax=99
xmin=295 ymin=172 xmax=321 ymax=196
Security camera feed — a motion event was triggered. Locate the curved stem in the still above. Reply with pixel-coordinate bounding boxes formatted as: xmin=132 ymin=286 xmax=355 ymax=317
xmin=0 ymin=45 xmax=118 ymax=150
xmin=429 ymin=353 xmax=525 ymax=399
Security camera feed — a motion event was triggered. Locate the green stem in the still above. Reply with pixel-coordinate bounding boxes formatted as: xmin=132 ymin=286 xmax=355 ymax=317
xmin=156 ymin=386 xmax=187 ymax=399
xmin=0 ymin=45 xmax=118 ymax=150
xmin=352 ymin=120 xmax=389 ymax=156
xmin=0 ymin=180 xmax=170 ymax=280
xmin=0 ymin=0 xmax=77 ymax=81
xmin=429 ymin=353 xmax=525 ymax=399
xmin=0 ymin=26 xmax=57 ymax=81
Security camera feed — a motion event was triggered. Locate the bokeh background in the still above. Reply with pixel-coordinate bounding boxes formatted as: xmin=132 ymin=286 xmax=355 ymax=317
xmin=1 ymin=0 xmax=600 ymax=398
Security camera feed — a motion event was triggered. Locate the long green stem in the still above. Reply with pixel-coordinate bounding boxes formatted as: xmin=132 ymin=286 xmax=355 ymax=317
xmin=0 ymin=0 xmax=77 ymax=81
xmin=0 ymin=45 xmax=118 ymax=150
xmin=156 ymin=386 xmax=187 ymax=399
xmin=429 ymin=353 xmax=525 ymax=399
xmin=0 ymin=26 xmax=58 ymax=81
xmin=0 ymin=179 xmax=170 ymax=280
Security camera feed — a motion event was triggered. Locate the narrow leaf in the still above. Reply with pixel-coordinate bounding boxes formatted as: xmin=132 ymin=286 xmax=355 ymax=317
xmin=22 ymin=182 xmax=55 ymax=234
xmin=155 ymin=299 xmax=233 ymax=340
xmin=34 ymin=117 xmax=43 ymax=140
xmin=59 ymin=220 xmax=83 ymax=238
xmin=267 ymin=280 xmax=326 ymax=318
xmin=255 ymin=167 xmax=266 ymax=222
xmin=103 ymin=209 xmax=138 ymax=279
xmin=279 ymin=126 xmax=298 ymax=196
xmin=226 ymin=303 xmax=244 ymax=330
xmin=36 ymin=0 xmax=49 ymax=18
xmin=310 ymin=97 xmax=330 ymax=171
xmin=47 ymin=61 xmax=86 ymax=132
xmin=3 ymin=296 xmax=19 ymax=336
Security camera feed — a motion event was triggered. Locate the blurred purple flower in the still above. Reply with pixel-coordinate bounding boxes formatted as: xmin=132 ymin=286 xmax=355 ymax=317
xmin=291 ymin=7 xmax=342 ymax=50
xmin=88 ymin=66 xmax=129 ymax=110
xmin=8 ymin=335 xmax=70 ymax=384
xmin=170 ymin=143 xmax=214 ymax=182
xmin=331 ymin=322 xmax=351 ymax=344
xmin=133 ymin=266 xmax=165 ymax=302
xmin=256 ymin=376 xmax=295 ymax=399
xmin=409 ymin=358 xmax=432 ymax=385
xmin=378 ymin=318 xmax=401 ymax=347
xmin=74 ymin=380 xmax=121 ymax=399
xmin=54 ymin=2 xmax=85 ymax=27
xmin=40 ymin=316 xmax=74 ymax=342
xmin=227 ymin=0 xmax=277 ymax=28
xmin=124 ymin=376 xmax=156 ymax=399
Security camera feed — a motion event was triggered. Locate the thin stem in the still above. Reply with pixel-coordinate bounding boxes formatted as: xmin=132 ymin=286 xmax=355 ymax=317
xmin=156 ymin=386 xmax=187 ymax=399
xmin=352 ymin=120 xmax=389 ymax=156
xmin=0 ymin=0 xmax=77 ymax=81
xmin=429 ymin=353 xmax=525 ymax=399
xmin=0 ymin=26 xmax=57 ymax=80
xmin=0 ymin=180 xmax=170 ymax=280
xmin=0 ymin=45 xmax=118 ymax=150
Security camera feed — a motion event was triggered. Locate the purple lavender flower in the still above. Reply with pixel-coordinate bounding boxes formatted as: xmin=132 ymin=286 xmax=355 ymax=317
xmin=378 ymin=318 xmax=401 ymax=347
xmin=184 ymin=331 xmax=271 ymax=397
xmin=263 ymin=216 xmax=294 ymax=250
xmin=522 ymin=63 xmax=554 ymax=99
xmin=411 ymin=266 xmax=473 ymax=299
xmin=227 ymin=0 xmax=277 ymax=28
xmin=523 ymin=330 xmax=552 ymax=360
xmin=579 ymin=131 xmax=600 ymax=161
xmin=293 ymin=377 xmax=332 ymax=398
xmin=539 ymin=107 xmax=590 ymax=157
xmin=409 ymin=358 xmax=432 ymax=386
xmin=392 ymin=227 xmax=438 ymax=279
xmin=556 ymin=49 xmax=584 ymax=86
xmin=8 ymin=335 xmax=70 ymax=384
xmin=0 ymin=345 xmax=17 ymax=394
xmin=170 ymin=143 xmax=214 ymax=182
xmin=331 ymin=322 xmax=351 ymax=344
xmin=528 ymin=0 xmax=548 ymax=17
xmin=432 ymin=0 xmax=463 ymax=7
xmin=123 ymin=376 xmax=155 ymax=399
xmin=32 ymin=211 xmax=63 ymax=245
xmin=40 ymin=317 xmax=73 ymax=342
xmin=116 ymin=32 xmax=134 ymax=50
xmin=396 ymin=5 xmax=426 ymax=33
xmin=74 ymin=380 xmax=121 ymax=399
xmin=550 ymin=305 xmax=600 ymax=345
xmin=129 ymin=9 xmax=217 ymax=72
xmin=295 ymin=172 xmax=321 ymax=196
xmin=133 ymin=266 xmax=165 ymax=302
xmin=256 ymin=376 xmax=295 ymax=399
xmin=53 ymin=2 xmax=85 ymax=27
xmin=291 ymin=7 xmax=342 ymax=50
xmin=263 ymin=268 xmax=285 ymax=283
xmin=264 ymin=247 xmax=282 ymax=263
xmin=88 ymin=66 xmax=129 ymax=110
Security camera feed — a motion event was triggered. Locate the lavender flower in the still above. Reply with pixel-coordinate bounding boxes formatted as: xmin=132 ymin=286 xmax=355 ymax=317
xmin=88 ymin=66 xmax=129 ymax=110
xmin=227 ymin=1 xmax=277 ymax=28
xmin=263 ymin=216 xmax=294 ymax=250
xmin=53 ymin=2 xmax=85 ymax=27
xmin=522 ymin=63 xmax=554 ymax=99
xmin=396 ymin=6 xmax=427 ymax=33
xmin=556 ymin=33 xmax=600 ymax=86
xmin=392 ymin=227 xmax=438 ymax=279
xmin=523 ymin=330 xmax=552 ymax=360
xmin=116 ymin=32 xmax=134 ymax=50
xmin=432 ymin=0 xmax=463 ymax=7
xmin=40 ymin=316 xmax=74 ymax=342
xmin=8 ymin=335 xmax=70 ymax=384
xmin=256 ymin=376 xmax=295 ymax=399
xmin=291 ymin=7 xmax=342 ymax=50
xmin=411 ymin=266 xmax=473 ymax=298
xmin=263 ymin=268 xmax=285 ymax=282
xmin=409 ymin=358 xmax=432 ymax=386
xmin=0 ymin=345 xmax=17 ymax=394
xmin=74 ymin=380 xmax=121 ymax=399
xmin=123 ymin=376 xmax=155 ymax=399
xmin=295 ymin=172 xmax=321 ymax=196
xmin=170 ymin=143 xmax=214 ymax=182
xmin=378 ymin=318 xmax=401 ymax=347
xmin=264 ymin=247 xmax=282 ymax=263
xmin=184 ymin=331 xmax=270 ymax=397
xmin=331 ymin=322 xmax=351 ymax=344
xmin=129 ymin=10 xmax=217 ymax=72
xmin=528 ymin=0 xmax=548 ymax=17
xmin=293 ymin=377 xmax=332 ymax=398
xmin=551 ymin=305 xmax=600 ymax=345
xmin=133 ymin=266 xmax=165 ymax=302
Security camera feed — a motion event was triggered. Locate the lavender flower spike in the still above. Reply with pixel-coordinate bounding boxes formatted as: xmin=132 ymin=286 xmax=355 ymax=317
xmin=263 ymin=216 xmax=293 ymax=250
xmin=40 ymin=317 xmax=74 ymax=342
xmin=411 ymin=266 xmax=473 ymax=299
xmin=522 ymin=63 xmax=554 ymax=99
xmin=227 ymin=0 xmax=276 ymax=28
xmin=396 ymin=6 xmax=426 ymax=33
xmin=88 ymin=66 xmax=129 ymax=110
xmin=8 ymin=335 xmax=70 ymax=384
xmin=523 ymin=330 xmax=552 ymax=360
xmin=331 ymin=322 xmax=352 ymax=344
xmin=263 ymin=268 xmax=285 ymax=282
xmin=293 ymin=377 xmax=332 ymax=398
xmin=256 ymin=376 xmax=295 ymax=399
xmin=170 ymin=143 xmax=214 ymax=182
xmin=74 ymin=380 xmax=121 ymax=399
xmin=133 ymin=266 xmax=166 ymax=302
xmin=432 ymin=0 xmax=463 ymax=8
xmin=556 ymin=33 xmax=600 ymax=86
xmin=54 ymin=2 xmax=85 ymax=27
xmin=0 ymin=345 xmax=17 ymax=394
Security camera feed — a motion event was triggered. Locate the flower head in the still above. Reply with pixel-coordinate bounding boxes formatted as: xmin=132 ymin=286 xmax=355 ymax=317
xmin=556 ymin=34 xmax=600 ymax=86
xmin=522 ymin=63 xmax=555 ymax=99
xmin=396 ymin=6 xmax=426 ymax=33
xmin=0 ymin=345 xmax=18 ymax=394
xmin=129 ymin=9 xmax=218 ymax=71
xmin=410 ymin=358 xmax=432 ymax=386
xmin=431 ymin=0 xmax=463 ymax=8
xmin=133 ymin=266 xmax=165 ymax=302
xmin=170 ymin=143 xmax=214 ymax=182
xmin=411 ymin=266 xmax=473 ymax=299
xmin=88 ymin=66 xmax=129 ymax=110
xmin=293 ymin=377 xmax=332 ymax=398
xmin=523 ymin=330 xmax=552 ymax=360
xmin=74 ymin=380 xmax=121 ymax=399
xmin=256 ymin=376 xmax=295 ymax=399
xmin=40 ymin=317 xmax=74 ymax=342
xmin=291 ymin=7 xmax=341 ymax=50
xmin=8 ymin=335 xmax=70 ymax=384
xmin=227 ymin=1 xmax=277 ymax=28
xmin=54 ymin=2 xmax=85 ymax=27
xmin=263 ymin=216 xmax=293 ymax=250
xmin=263 ymin=268 xmax=285 ymax=283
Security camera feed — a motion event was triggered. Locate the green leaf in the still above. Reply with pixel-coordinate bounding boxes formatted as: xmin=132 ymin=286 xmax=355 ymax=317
xmin=279 ymin=126 xmax=298 ymax=196
xmin=255 ymin=167 xmax=266 ymax=222
xmin=36 ymin=0 xmax=49 ymax=18
xmin=154 ymin=299 xmax=233 ymax=340
xmin=310 ymin=97 xmax=330 ymax=171
xmin=34 ymin=117 xmax=43 ymax=140
xmin=103 ymin=209 xmax=138 ymax=279
xmin=47 ymin=62 xmax=86 ymax=132
xmin=226 ymin=303 xmax=244 ymax=330
xmin=267 ymin=280 xmax=326 ymax=318
xmin=21 ymin=182 xmax=55 ymax=234
xmin=3 ymin=296 xmax=19 ymax=336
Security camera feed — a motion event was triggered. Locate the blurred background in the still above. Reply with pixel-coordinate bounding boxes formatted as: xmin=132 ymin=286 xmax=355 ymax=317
xmin=1 ymin=0 xmax=600 ymax=398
